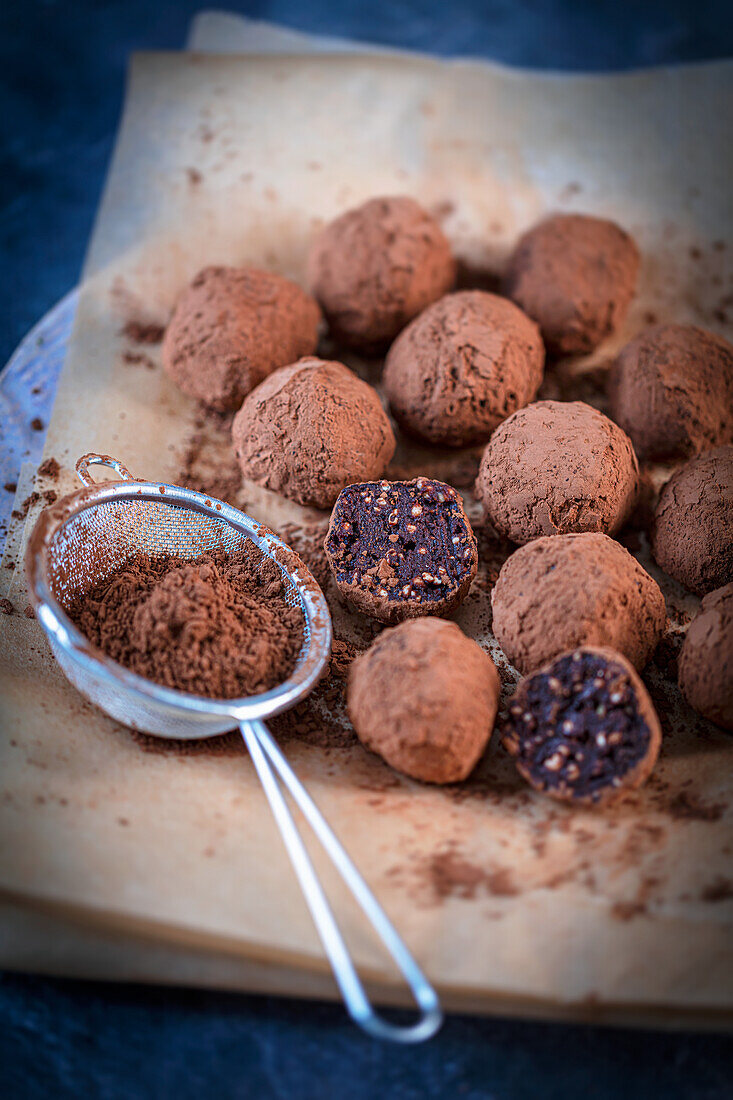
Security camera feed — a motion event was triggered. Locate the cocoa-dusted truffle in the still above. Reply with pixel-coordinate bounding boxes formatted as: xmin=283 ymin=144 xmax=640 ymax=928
xmin=503 ymin=213 xmax=639 ymax=355
xmin=232 ymin=357 xmax=395 ymax=510
xmin=325 ymin=477 xmax=477 ymax=624
xmin=503 ymin=647 xmax=662 ymax=806
xmin=307 ymin=196 xmax=455 ymax=351
xmin=383 ymin=291 xmax=545 ymax=447
xmin=607 ymin=325 xmax=733 ymax=460
xmin=161 ymin=266 xmax=321 ymax=412
xmin=678 ymin=584 xmax=733 ymax=732
xmin=476 ymin=400 xmax=639 ymax=544
xmin=651 ymin=446 xmax=733 ymax=596
xmin=492 ymin=533 xmax=666 ymax=674
xmin=348 ymin=618 xmax=500 ymax=783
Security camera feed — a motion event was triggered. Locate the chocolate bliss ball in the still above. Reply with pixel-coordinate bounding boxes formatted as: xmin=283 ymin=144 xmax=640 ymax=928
xmin=607 ymin=324 xmax=733 ymax=460
xmin=162 ymin=266 xmax=321 ymax=411
xmin=325 ymin=477 xmax=477 ymax=624
xmin=503 ymin=213 xmax=639 ymax=355
xmin=678 ymin=584 xmax=733 ymax=732
xmin=651 ymin=446 xmax=733 ymax=596
xmin=383 ymin=290 xmax=545 ymax=447
xmin=232 ymin=358 xmax=395 ymax=510
xmin=307 ymin=196 xmax=455 ymax=351
xmin=503 ymin=647 xmax=662 ymax=806
xmin=348 ymin=618 xmax=500 ymax=783
xmin=476 ymin=400 xmax=639 ymax=544
xmin=491 ymin=533 xmax=666 ymax=674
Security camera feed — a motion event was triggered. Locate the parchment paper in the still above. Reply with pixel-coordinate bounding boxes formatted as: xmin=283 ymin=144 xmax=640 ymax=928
xmin=1 ymin=38 xmax=732 ymax=1022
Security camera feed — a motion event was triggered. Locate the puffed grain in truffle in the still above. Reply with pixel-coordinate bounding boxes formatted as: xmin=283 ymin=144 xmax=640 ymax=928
xmin=383 ymin=290 xmax=545 ymax=447
xmin=491 ymin=533 xmax=666 ymax=674
xmin=503 ymin=647 xmax=661 ymax=806
xmin=325 ymin=477 xmax=477 ymax=623
xmin=678 ymin=584 xmax=733 ymax=732
xmin=348 ymin=618 xmax=500 ymax=783
xmin=232 ymin=357 xmax=395 ymax=510
xmin=651 ymin=446 xmax=733 ymax=595
xmin=476 ymin=400 xmax=639 ymax=543
xmin=161 ymin=266 xmax=321 ymax=411
xmin=307 ymin=196 xmax=455 ymax=351
xmin=503 ymin=213 xmax=639 ymax=355
xmin=607 ymin=324 xmax=733 ymax=460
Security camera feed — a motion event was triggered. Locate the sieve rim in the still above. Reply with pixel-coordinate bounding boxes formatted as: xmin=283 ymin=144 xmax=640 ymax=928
xmin=25 ymin=477 xmax=333 ymax=723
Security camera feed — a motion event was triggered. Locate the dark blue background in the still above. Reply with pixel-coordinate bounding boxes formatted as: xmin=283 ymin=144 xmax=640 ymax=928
xmin=2 ymin=3 xmax=733 ymax=1096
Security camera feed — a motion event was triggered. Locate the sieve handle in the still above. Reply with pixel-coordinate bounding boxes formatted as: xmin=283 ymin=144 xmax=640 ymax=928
xmin=76 ymin=453 xmax=135 ymax=487
xmin=239 ymin=719 xmax=443 ymax=1044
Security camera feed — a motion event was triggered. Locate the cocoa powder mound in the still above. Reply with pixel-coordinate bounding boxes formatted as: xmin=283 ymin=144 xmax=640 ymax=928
xmin=66 ymin=544 xmax=304 ymax=699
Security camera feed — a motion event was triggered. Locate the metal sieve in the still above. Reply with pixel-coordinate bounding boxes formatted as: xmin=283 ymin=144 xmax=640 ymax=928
xmin=26 ymin=453 xmax=442 ymax=1043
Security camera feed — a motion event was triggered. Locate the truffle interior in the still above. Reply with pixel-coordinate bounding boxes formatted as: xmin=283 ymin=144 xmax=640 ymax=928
xmin=326 ymin=479 xmax=475 ymax=603
xmin=504 ymin=650 xmax=652 ymax=801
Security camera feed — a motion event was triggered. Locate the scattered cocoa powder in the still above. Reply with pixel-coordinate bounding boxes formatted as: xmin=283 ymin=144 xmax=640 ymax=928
xmin=121 ymin=350 xmax=155 ymax=370
xmin=652 ymin=627 xmax=685 ymax=681
xmin=12 ymin=491 xmax=40 ymax=521
xmin=425 ymin=845 xmax=520 ymax=902
xmin=37 ymin=457 xmax=60 ymax=480
xmin=0 ymin=598 xmax=14 ymax=615
xmin=700 ymin=877 xmax=733 ymax=902
xmin=667 ymin=791 xmax=725 ymax=822
xmin=120 ymin=320 xmax=165 ymax=345
xmin=387 ymin=448 xmax=482 ymax=489
xmin=30 ymin=417 xmax=44 ymax=432
xmin=65 ymin=544 xmax=304 ymax=699
xmin=430 ymin=848 xmax=487 ymax=900
xmin=177 ymin=408 xmax=242 ymax=505
xmin=611 ymin=900 xmax=647 ymax=921
xmin=271 ymin=636 xmax=362 ymax=749
xmin=4 ymin=482 xmax=17 ymax=493
xmin=11 ymin=489 xmax=57 ymax=522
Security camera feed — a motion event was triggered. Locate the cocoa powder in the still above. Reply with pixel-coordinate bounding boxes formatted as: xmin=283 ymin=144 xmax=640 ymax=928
xmin=66 ymin=544 xmax=304 ymax=699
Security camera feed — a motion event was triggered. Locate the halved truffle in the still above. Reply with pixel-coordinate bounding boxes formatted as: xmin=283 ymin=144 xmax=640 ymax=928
xmin=651 ymin=446 xmax=733 ymax=596
xmin=161 ymin=266 xmax=321 ymax=411
xmin=678 ymin=583 xmax=733 ymax=732
xmin=232 ymin=358 xmax=395 ymax=510
xmin=607 ymin=324 xmax=733 ymax=460
xmin=476 ymin=400 xmax=639 ymax=543
xmin=491 ymin=533 xmax=666 ymax=674
xmin=325 ymin=477 xmax=477 ymax=623
xmin=348 ymin=618 xmax=500 ymax=783
xmin=503 ymin=647 xmax=662 ymax=806
xmin=503 ymin=213 xmax=639 ymax=355
xmin=383 ymin=290 xmax=545 ymax=447
xmin=307 ymin=196 xmax=455 ymax=351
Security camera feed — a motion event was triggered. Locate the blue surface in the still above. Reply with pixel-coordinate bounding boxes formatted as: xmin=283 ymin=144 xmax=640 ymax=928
xmin=2 ymin=2 xmax=733 ymax=1097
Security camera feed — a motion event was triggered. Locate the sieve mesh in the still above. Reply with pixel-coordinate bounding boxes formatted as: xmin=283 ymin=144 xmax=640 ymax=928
xmin=28 ymin=475 xmax=330 ymax=739
xmin=26 ymin=457 xmax=440 ymax=1042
